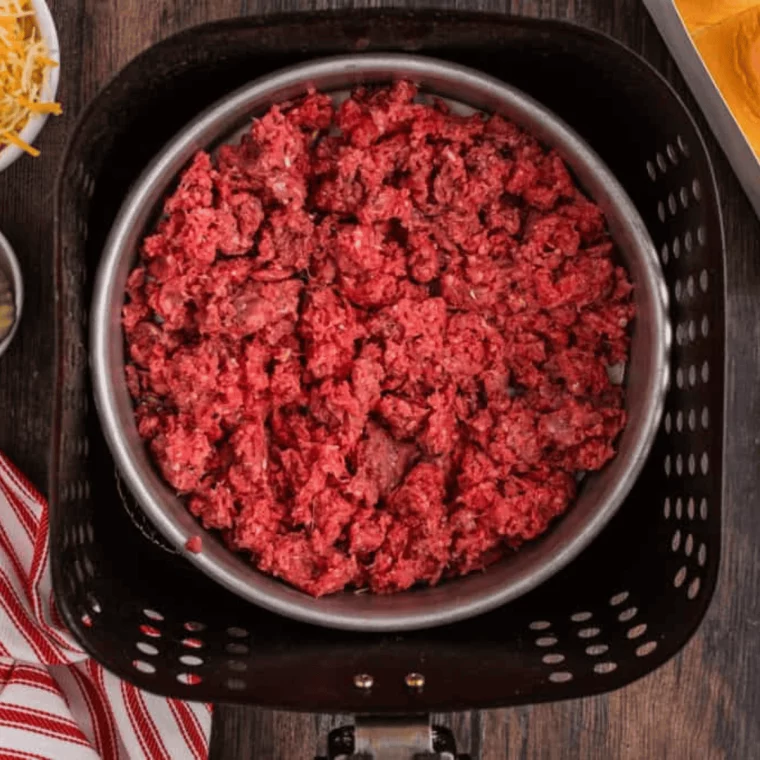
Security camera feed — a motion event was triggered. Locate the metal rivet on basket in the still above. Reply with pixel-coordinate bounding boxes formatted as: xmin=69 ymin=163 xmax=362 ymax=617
xmin=353 ymin=673 xmax=374 ymax=690
xmin=405 ymin=672 xmax=425 ymax=690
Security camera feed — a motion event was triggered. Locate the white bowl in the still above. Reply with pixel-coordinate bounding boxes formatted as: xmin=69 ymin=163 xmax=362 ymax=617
xmin=0 ymin=230 xmax=23 ymax=358
xmin=0 ymin=0 xmax=60 ymax=174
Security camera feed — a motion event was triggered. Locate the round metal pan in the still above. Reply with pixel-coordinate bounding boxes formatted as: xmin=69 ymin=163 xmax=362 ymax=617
xmin=91 ymin=54 xmax=670 ymax=632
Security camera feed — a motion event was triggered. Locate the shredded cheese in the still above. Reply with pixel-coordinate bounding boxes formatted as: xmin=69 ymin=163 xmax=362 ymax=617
xmin=0 ymin=0 xmax=61 ymax=157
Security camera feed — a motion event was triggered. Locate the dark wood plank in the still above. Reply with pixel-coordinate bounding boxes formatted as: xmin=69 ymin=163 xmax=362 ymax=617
xmin=1 ymin=0 xmax=758 ymax=758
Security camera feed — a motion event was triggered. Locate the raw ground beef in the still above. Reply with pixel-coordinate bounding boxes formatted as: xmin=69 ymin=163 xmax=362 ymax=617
xmin=123 ymin=81 xmax=635 ymax=596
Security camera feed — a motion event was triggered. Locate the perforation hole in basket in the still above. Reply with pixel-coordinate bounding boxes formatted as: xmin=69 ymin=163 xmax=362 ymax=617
xmin=666 ymin=143 xmax=678 ymax=164
xmin=687 ymin=497 xmax=696 ymax=519
xmin=182 ymin=638 xmax=204 ymax=649
xmin=660 ymin=242 xmax=669 ymax=264
xmin=609 ymin=591 xmax=629 ymax=607
xmin=675 ymin=454 xmax=683 ymax=476
xmin=675 ymin=498 xmax=683 ymax=518
xmin=701 ymin=452 xmax=710 ymax=475
xmin=675 ymin=411 xmax=683 ymax=432
xmin=577 ymin=627 xmax=600 ymax=639
xmin=184 ymin=621 xmax=205 ymax=632
xmin=671 ymin=529 xmax=681 ymax=552
xmin=548 ymin=671 xmax=573 ymax=683
xmin=684 ymin=533 xmax=694 ymax=557
xmin=692 ymin=178 xmax=702 ymax=201
xmin=646 ymin=160 xmax=657 ymax=181
xmin=688 ymin=322 xmax=697 ymax=344
xmin=664 ymin=412 xmax=672 ymax=433
xmin=594 ymin=662 xmax=618 ymax=675
xmin=701 ymin=361 xmax=709 ymax=383
xmin=664 ymin=454 xmax=671 ymax=476
xmin=136 ymin=642 xmax=159 ymax=656
xmin=677 ymin=134 xmax=690 ymax=156
xmin=81 ymin=613 xmax=93 ymax=628
xmin=674 ymin=566 xmax=688 ymax=588
xmin=139 ymin=624 xmax=161 ymax=638
xmin=674 ymin=280 xmax=682 ymax=303
xmin=688 ymin=577 xmax=701 ymax=599
xmin=627 ymin=623 xmax=647 ymax=639
xmin=177 ymin=673 xmax=202 ymax=686
xmin=542 ymin=653 xmax=565 ymax=665
xmin=679 ymin=187 xmax=689 ymax=209
xmin=133 ymin=660 xmax=156 ymax=674
xmin=227 ymin=660 xmax=248 ymax=672
xmin=657 ymin=201 xmax=666 ymax=223
xmin=702 ymin=407 xmax=710 ymax=429
xmin=636 ymin=641 xmax=658 ymax=657
xmin=227 ymin=627 xmax=249 ymax=638
xmin=179 ymin=655 xmax=204 ymax=667
xmin=698 ymin=225 xmax=707 ymax=246
xmin=227 ymin=642 xmax=249 ymax=655
xmin=684 ymin=230 xmax=693 ymax=252
xmin=688 ymin=453 xmax=696 ymax=475
xmin=700 ymin=498 xmax=708 ymax=520
xmin=688 ymin=409 xmax=696 ymax=431
xmin=86 ymin=593 xmax=101 ymax=614
xmin=535 ymin=636 xmax=558 ymax=648
xmin=698 ymin=543 xmax=707 ymax=566
xmin=656 ymin=152 xmax=668 ymax=173
xmin=675 ymin=368 xmax=684 ymax=389
xmin=668 ymin=194 xmax=678 ymax=215
xmin=663 ymin=497 xmax=671 ymax=519
xmin=227 ymin=678 xmax=247 ymax=691
xmin=618 ymin=607 xmax=637 ymax=622
xmin=570 ymin=611 xmax=592 ymax=622
xmin=529 ymin=620 xmax=551 ymax=631
xmin=143 ymin=609 xmax=164 ymax=621
xmin=585 ymin=643 xmax=609 ymax=656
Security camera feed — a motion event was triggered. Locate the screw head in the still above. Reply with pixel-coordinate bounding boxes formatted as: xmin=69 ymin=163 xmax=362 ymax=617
xmin=353 ymin=673 xmax=374 ymax=690
xmin=405 ymin=672 xmax=425 ymax=690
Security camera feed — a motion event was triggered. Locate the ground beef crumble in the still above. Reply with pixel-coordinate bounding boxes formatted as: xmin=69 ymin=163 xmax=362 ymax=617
xmin=123 ymin=81 xmax=635 ymax=597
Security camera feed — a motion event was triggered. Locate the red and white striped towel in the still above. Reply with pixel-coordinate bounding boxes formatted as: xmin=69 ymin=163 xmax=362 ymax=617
xmin=0 ymin=453 xmax=212 ymax=759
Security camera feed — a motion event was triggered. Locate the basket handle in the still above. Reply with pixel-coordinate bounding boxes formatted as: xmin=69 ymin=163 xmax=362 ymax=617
xmin=315 ymin=715 xmax=471 ymax=759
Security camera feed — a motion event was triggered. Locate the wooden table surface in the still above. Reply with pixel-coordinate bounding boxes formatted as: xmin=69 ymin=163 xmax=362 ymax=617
xmin=1 ymin=0 xmax=758 ymax=758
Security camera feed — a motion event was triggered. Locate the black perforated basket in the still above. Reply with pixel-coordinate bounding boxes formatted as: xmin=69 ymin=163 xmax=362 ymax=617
xmin=52 ymin=10 xmax=724 ymax=713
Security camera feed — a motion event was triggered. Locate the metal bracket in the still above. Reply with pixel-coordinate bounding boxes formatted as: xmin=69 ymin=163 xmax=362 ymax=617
xmin=316 ymin=715 xmax=471 ymax=760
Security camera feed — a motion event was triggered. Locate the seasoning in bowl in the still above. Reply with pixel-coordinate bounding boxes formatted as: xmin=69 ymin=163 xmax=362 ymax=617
xmin=0 ymin=0 xmax=61 ymax=157
xmin=123 ymin=82 xmax=635 ymax=597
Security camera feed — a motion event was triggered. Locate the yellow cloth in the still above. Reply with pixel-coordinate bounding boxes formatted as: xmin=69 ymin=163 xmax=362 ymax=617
xmin=675 ymin=1 xmax=760 ymax=156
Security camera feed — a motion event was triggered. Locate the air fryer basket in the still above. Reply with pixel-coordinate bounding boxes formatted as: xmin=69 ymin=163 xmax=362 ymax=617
xmin=52 ymin=11 xmax=724 ymax=711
